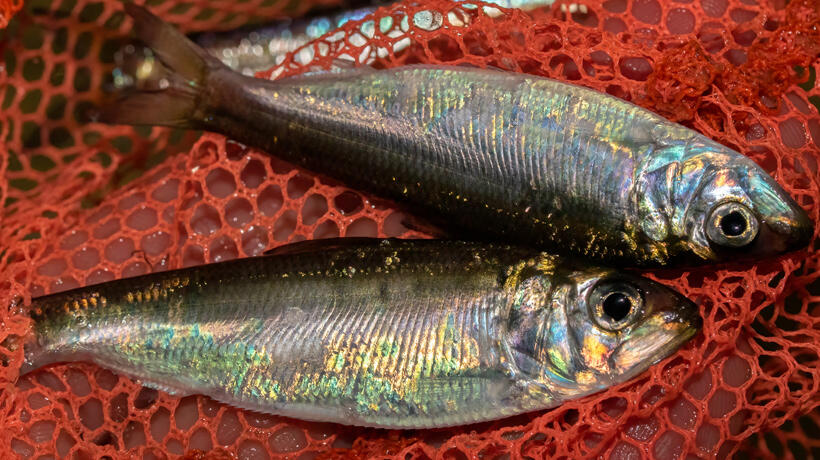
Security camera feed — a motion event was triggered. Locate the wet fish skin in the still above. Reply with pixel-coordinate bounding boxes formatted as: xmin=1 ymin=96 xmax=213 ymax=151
xmin=23 ymin=239 xmax=699 ymax=428
xmin=103 ymin=5 xmax=813 ymax=267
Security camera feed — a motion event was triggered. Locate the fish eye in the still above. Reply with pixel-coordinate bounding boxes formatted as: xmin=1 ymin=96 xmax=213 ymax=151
xmin=602 ymin=292 xmax=631 ymax=321
xmin=705 ymin=201 xmax=759 ymax=248
xmin=589 ymin=281 xmax=643 ymax=331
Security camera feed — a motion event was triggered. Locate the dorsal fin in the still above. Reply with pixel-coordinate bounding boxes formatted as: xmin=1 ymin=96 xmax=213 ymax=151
xmin=262 ymin=237 xmax=391 ymax=256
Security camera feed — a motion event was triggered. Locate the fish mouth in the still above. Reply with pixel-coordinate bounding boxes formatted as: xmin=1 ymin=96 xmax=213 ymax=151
xmin=610 ymin=310 xmax=701 ymax=383
xmin=665 ymin=318 xmax=700 ymax=354
xmin=780 ymin=204 xmax=815 ymax=252
xmin=656 ymin=318 xmax=700 ymax=359
xmin=717 ymin=212 xmax=814 ymax=261
xmin=627 ymin=321 xmax=699 ymax=381
xmin=747 ymin=182 xmax=815 ymax=257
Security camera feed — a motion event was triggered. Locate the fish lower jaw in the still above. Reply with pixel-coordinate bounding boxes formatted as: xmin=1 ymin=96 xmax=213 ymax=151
xmin=628 ymin=327 xmax=699 ymax=378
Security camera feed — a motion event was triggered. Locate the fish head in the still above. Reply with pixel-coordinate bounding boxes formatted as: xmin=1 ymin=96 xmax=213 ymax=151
xmin=645 ymin=139 xmax=813 ymax=265
xmin=506 ymin=262 xmax=699 ymax=398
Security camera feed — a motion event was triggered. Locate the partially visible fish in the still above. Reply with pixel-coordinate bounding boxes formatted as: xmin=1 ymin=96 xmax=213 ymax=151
xmin=192 ymin=0 xmax=557 ymax=75
xmin=101 ymin=5 xmax=813 ymax=267
xmin=193 ymin=6 xmax=382 ymax=75
xmin=19 ymin=238 xmax=700 ymax=428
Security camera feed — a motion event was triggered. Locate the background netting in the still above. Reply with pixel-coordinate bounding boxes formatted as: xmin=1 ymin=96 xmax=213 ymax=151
xmin=0 ymin=0 xmax=819 ymax=458
xmin=0 ymin=0 xmax=22 ymax=28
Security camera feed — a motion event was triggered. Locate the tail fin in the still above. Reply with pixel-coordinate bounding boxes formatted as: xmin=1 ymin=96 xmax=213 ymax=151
xmin=2 ymin=331 xmax=40 ymax=376
xmin=98 ymin=3 xmax=224 ymax=128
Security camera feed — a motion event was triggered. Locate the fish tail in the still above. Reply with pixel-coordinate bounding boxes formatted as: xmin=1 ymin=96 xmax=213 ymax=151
xmin=2 ymin=328 xmax=43 ymax=375
xmin=98 ymin=3 xmax=226 ymax=128
xmin=14 ymin=295 xmax=87 ymax=376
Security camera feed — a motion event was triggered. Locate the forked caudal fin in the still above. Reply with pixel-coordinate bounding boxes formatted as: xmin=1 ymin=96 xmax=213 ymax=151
xmin=97 ymin=3 xmax=225 ymax=128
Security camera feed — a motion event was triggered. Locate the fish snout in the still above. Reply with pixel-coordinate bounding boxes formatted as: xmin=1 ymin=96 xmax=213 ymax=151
xmin=778 ymin=203 xmax=815 ymax=253
xmin=740 ymin=202 xmax=815 ymax=259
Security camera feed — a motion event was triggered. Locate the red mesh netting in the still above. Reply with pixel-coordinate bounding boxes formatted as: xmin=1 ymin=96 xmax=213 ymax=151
xmin=1 ymin=0 xmax=819 ymax=458
xmin=0 ymin=0 xmax=21 ymax=28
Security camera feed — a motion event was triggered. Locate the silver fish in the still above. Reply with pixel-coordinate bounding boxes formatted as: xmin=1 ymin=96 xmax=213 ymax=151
xmin=192 ymin=0 xmax=557 ymax=75
xmin=101 ymin=4 xmax=813 ymax=267
xmin=21 ymin=239 xmax=700 ymax=428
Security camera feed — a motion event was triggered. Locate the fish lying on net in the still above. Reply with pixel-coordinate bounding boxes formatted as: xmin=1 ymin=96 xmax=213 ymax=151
xmin=192 ymin=0 xmax=558 ymax=75
xmin=99 ymin=4 xmax=813 ymax=268
xmin=18 ymin=238 xmax=700 ymax=428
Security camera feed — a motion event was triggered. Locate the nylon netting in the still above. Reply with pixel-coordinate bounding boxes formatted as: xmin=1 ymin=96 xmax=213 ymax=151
xmin=0 ymin=0 xmax=818 ymax=458
xmin=0 ymin=0 xmax=21 ymax=28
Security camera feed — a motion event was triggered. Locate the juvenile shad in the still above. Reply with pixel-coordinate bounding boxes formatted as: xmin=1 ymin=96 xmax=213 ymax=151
xmin=102 ymin=5 xmax=813 ymax=267
xmin=22 ymin=239 xmax=699 ymax=428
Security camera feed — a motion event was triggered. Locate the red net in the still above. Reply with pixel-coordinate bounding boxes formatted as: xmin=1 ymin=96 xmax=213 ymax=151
xmin=0 ymin=0 xmax=21 ymax=28
xmin=1 ymin=0 xmax=819 ymax=458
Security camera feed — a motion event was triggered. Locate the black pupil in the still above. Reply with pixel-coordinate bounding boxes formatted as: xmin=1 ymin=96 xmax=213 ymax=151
xmin=602 ymin=292 xmax=632 ymax=322
xmin=720 ymin=211 xmax=747 ymax=237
